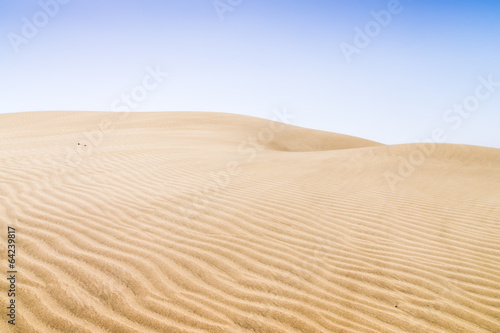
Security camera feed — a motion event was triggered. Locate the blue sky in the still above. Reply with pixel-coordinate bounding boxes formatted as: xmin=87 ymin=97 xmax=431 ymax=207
xmin=1 ymin=0 xmax=499 ymax=148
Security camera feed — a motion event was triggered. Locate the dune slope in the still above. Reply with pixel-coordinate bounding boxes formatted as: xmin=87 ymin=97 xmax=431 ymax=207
xmin=1 ymin=111 xmax=499 ymax=333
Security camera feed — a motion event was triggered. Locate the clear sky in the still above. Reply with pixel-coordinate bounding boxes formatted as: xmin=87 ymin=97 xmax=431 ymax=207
xmin=1 ymin=0 xmax=499 ymax=148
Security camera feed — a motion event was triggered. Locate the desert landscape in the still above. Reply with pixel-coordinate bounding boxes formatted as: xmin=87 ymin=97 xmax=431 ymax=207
xmin=1 ymin=111 xmax=499 ymax=332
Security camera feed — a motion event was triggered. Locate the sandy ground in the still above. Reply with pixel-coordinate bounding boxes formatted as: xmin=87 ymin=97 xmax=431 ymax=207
xmin=1 ymin=111 xmax=499 ymax=332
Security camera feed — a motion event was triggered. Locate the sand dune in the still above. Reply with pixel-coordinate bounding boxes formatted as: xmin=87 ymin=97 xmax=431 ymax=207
xmin=1 ymin=111 xmax=499 ymax=333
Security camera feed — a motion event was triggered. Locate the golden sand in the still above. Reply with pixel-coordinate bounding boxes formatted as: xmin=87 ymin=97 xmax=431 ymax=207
xmin=1 ymin=111 xmax=499 ymax=332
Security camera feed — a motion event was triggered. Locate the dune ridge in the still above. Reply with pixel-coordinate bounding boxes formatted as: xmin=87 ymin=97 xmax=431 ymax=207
xmin=1 ymin=111 xmax=499 ymax=332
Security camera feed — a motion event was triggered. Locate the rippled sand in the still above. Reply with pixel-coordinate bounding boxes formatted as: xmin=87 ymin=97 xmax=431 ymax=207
xmin=1 ymin=111 xmax=499 ymax=332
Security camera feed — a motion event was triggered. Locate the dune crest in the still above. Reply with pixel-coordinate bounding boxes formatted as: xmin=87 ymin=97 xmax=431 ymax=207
xmin=1 ymin=111 xmax=499 ymax=333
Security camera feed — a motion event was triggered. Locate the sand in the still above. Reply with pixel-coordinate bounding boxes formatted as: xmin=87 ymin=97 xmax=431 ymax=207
xmin=1 ymin=111 xmax=499 ymax=332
